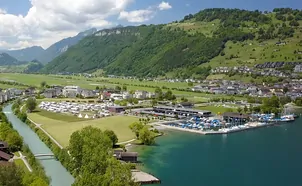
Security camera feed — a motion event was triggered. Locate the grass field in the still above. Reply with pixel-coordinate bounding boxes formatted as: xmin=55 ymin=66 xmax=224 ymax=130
xmin=196 ymin=105 xmax=235 ymax=114
xmin=28 ymin=111 xmax=138 ymax=147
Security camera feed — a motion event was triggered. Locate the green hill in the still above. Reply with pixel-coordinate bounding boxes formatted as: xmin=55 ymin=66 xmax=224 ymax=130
xmin=43 ymin=8 xmax=302 ymax=78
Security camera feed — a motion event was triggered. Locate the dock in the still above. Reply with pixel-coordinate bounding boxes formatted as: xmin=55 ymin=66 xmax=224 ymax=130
xmin=132 ymin=170 xmax=161 ymax=185
xmin=152 ymin=121 xmax=285 ymax=135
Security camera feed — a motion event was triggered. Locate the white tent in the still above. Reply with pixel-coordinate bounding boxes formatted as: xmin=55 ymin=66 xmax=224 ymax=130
xmin=78 ymin=113 xmax=83 ymax=118
xmin=84 ymin=114 xmax=89 ymax=119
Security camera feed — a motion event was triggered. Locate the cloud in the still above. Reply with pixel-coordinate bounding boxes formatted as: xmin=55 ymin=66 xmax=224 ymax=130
xmin=158 ymin=1 xmax=172 ymax=10
xmin=0 ymin=0 xmax=134 ymax=49
xmin=0 ymin=8 xmax=6 ymax=14
xmin=118 ymin=9 xmax=154 ymax=23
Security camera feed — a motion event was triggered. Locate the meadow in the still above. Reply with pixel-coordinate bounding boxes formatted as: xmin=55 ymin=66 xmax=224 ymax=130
xmin=28 ymin=110 xmax=138 ymax=147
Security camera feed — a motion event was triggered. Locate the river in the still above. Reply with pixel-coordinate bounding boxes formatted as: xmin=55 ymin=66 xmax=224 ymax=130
xmin=135 ymin=117 xmax=302 ymax=186
xmin=4 ymin=104 xmax=74 ymax=186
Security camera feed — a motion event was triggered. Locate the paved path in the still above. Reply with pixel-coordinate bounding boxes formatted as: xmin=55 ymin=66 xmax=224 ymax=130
xmin=14 ymin=151 xmax=33 ymax=172
xmin=116 ymin=139 xmax=136 ymax=145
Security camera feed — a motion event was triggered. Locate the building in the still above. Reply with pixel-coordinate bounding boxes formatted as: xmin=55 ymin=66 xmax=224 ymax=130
xmin=294 ymin=65 xmax=302 ymax=73
xmin=51 ymin=86 xmax=63 ymax=96
xmin=0 ymin=151 xmax=12 ymax=162
xmin=177 ymin=102 xmax=194 ymax=109
xmin=134 ymin=91 xmax=148 ymax=99
xmin=23 ymin=87 xmax=35 ymax=96
xmin=63 ymin=86 xmax=81 ymax=98
xmin=43 ymin=89 xmax=57 ymax=98
xmin=122 ymin=92 xmax=133 ymax=99
xmin=152 ymin=106 xmax=212 ymax=117
xmin=114 ymin=150 xmax=138 ymax=163
xmin=108 ymin=106 xmax=126 ymax=113
xmin=81 ymin=89 xmax=95 ymax=98
xmin=223 ymin=112 xmax=249 ymax=125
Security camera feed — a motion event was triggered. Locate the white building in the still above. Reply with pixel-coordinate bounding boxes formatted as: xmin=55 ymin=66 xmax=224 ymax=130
xmin=63 ymin=86 xmax=82 ymax=98
xmin=134 ymin=91 xmax=147 ymax=99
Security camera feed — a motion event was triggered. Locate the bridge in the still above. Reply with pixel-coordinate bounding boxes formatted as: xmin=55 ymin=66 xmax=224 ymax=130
xmin=34 ymin=153 xmax=55 ymax=157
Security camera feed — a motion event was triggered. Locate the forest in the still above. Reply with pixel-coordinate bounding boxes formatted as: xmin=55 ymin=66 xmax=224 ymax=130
xmin=42 ymin=8 xmax=302 ymax=78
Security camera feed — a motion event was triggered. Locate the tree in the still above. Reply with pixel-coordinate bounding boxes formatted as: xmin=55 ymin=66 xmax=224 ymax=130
xmin=101 ymin=158 xmax=138 ymax=186
xmin=115 ymin=86 xmax=122 ymax=91
xmin=0 ymin=163 xmax=23 ymax=186
xmin=95 ymin=86 xmax=100 ymax=90
xmin=6 ymin=131 xmax=23 ymax=151
xmin=40 ymin=81 xmax=47 ymax=88
xmin=151 ymin=99 xmax=158 ymax=107
xmin=283 ymin=87 xmax=289 ymax=94
xmin=69 ymin=126 xmax=135 ymax=186
xmin=129 ymin=122 xmax=144 ymax=138
xmin=122 ymin=85 xmax=127 ymax=91
xmin=29 ymin=177 xmax=48 ymax=186
xmin=237 ymin=107 xmax=243 ymax=113
xmin=188 ymin=82 xmax=194 ymax=87
xmin=243 ymin=105 xmax=248 ymax=113
xmin=104 ymin=130 xmax=118 ymax=147
xmin=26 ymin=97 xmax=37 ymax=113
xmin=139 ymin=126 xmax=155 ymax=145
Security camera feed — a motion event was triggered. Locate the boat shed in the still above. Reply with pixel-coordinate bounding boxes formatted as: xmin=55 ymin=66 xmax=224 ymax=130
xmin=223 ymin=112 xmax=250 ymax=124
xmin=153 ymin=106 xmax=212 ymax=117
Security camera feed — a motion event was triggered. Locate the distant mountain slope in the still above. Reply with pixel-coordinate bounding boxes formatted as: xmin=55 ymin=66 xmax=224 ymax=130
xmin=0 ymin=53 xmax=23 ymax=66
xmin=0 ymin=28 xmax=97 ymax=64
xmin=37 ymin=28 xmax=97 ymax=63
xmin=43 ymin=8 xmax=302 ymax=78
xmin=3 ymin=46 xmax=45 ymax=62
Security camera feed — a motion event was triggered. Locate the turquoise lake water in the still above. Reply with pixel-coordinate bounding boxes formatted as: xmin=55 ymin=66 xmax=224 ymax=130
xmin=136 ymin=117 xmax=302 ymax=186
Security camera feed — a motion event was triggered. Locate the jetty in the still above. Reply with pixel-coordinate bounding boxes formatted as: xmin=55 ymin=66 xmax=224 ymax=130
xmin=132 ymin=170 xmax=161 ymax=185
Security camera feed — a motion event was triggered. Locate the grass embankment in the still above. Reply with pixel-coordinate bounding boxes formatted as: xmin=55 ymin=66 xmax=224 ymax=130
xmin=28 ymin=110 xmax=138 ymax=147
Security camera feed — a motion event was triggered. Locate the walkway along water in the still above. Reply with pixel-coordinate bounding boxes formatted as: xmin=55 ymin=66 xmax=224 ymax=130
xmin=4 ymin=104 xmax=74 ymax=186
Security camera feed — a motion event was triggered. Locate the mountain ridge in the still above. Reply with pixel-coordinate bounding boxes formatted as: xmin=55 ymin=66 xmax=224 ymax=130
xmin=42 ymin=8 xmax=302 ymax=78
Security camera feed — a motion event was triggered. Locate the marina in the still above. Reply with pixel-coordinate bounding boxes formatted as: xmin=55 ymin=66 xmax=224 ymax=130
xmin=152 ymin=113 xmax=297 ymax=135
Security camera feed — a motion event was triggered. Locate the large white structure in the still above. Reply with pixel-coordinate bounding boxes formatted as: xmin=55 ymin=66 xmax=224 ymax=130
xmin=63 ymin=86 xmax=82 ymax=98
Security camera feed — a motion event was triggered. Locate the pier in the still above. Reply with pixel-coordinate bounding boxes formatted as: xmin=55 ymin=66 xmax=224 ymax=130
xmin=132 ymin=170 xmax=161 ymax=185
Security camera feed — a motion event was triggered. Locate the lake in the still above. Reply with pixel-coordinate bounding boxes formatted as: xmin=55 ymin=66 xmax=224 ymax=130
xmin=135 ymin=117 xmax=302 ymax=186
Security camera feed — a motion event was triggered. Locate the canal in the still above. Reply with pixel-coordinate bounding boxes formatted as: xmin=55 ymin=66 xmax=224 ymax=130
xmin=4 ymin=104 xmax=74 ymax=186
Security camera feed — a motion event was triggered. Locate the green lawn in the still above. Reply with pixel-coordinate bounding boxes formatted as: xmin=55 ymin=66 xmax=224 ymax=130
xmin=28 ymin=112 xmax=138 ymax=147
xmin=196 ymin=105 xmax=235 ymax=114
xmin=32 ymin=109 xmax=90 ymax=122
xmin=13 ymin=152 xmax=29 ymax=173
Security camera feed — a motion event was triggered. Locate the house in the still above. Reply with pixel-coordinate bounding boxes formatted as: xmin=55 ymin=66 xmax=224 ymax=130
xmin=100 ymin=92 xmax=111 ymax=100
xmin=0 ymin=92 xmax=9 ymax=103
xmin=43 ymin=89 xmax=57 ymax=98
xmin=147 ymin=92 xmax=156 ymax=99
xmin=134 ymin=91 xmax=148 ymax=99
xmin=6 ymin=88 xmax=23 ymax=97
xmin=177 ymin=102 xmax=194 ymax=108
xmin=81 ymin=89 xmax=95 ymax=98
xmin=108 ymin=106 xmax=126 ymax=113
xmin=23 ymin=87 xmax=35 ymax=96
xmin=0 ymin=151 xmax=12 ymax=162
xmin=226 ymin=86 xmax=238 ymax=95
xmin=114 ymin=150 xmax=138 ymax=163
xmin=294 ymin=65 xmax=302 ymax=73
xmin=122 ymin=92 xmax=133 ymax=100
xmin=63 ymin=86 xmax=81 ymax=98
xmin=51 ymin=86 xmax=63 ymax=96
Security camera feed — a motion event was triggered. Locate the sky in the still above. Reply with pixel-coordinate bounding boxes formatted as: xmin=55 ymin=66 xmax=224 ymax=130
xmin=0 ymin=0 xmax=301 ymax=50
